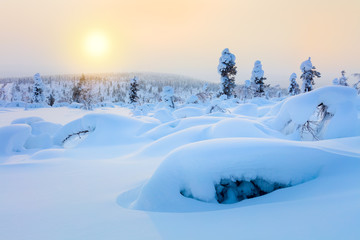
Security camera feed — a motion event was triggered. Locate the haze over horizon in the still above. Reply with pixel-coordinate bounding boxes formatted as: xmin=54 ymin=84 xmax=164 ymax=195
xmin=1 ymin=0 xmax=359 ymax=87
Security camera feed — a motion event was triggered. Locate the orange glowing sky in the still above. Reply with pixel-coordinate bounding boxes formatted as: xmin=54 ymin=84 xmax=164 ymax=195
xmin=0 ymin=0 xmax=359 ymax=86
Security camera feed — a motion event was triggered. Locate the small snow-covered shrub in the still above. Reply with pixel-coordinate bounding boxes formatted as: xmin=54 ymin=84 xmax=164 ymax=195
xmin=271 ymin=86 xmax=359 ymax=140
xmin=206 ymin=99 xmax=228 ymax=114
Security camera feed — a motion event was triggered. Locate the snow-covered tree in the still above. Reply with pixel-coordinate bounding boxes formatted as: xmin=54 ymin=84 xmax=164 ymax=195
xmin=288 ymin=73 xmax=300 ymax=96
xmin=243 ymin=80 xmax=253 ymax=100
xmin=81 ymin=86 xmax=94 ymax=110
xmin=72 ymin=74 xmax=86 ymax=103
xmin=300 ymin=57 xmax=321 ymax=92
xmin=32 ymin=73 xmax=45 ymax=103
xmin=251 ymin=60 xmax=266 ymax=97
xmin=72 ymin=74 xmax=93 ymax=110
xmin=47 ymin=91 xmax=55 ymax=106
xmin=217 ymin=48 xmax=237 ymax=99
xmin=332 ymin=78 xmax=340 ymax=85
xmin=11 ymin=82 xmax=22 ymax=102
xmin=339 ymin=70 xmax=348 ymax=86
xmin=353 ymin=73 xmax=360 ymax=94
xmin=161 ymin=86 xmax=175 ymax=108
xmin=128 ymin=76 xmax=139 ymax=104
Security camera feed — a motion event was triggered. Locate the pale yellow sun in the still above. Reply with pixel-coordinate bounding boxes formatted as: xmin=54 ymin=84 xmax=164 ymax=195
xmin=84 ymin=32 xmax=109 ymax=57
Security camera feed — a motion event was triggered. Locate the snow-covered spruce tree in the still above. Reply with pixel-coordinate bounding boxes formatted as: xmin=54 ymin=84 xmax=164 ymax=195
xmin=339 ymin=70 xmax=348 ymax=86
xmin=251 ymin=60 xmax=266 ymax=97
xmin=128 ymin=76 xmax=139 ymax=104
xmin=217 ymin=48 xmax=237 ymax=99
xmin=300 ymin=57 xmax=321 ymax=92
xmin=32 ymin=73 xmax=45 ymax=103
xmin=161 ymin=86 xmax=175 ymax=109
xmin=288 ymin=73 xmax=300 ymax=96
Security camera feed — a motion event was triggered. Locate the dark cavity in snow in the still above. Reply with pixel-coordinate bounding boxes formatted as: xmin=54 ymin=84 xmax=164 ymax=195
xmin=181 ymin=178 xmax=288 ymax=204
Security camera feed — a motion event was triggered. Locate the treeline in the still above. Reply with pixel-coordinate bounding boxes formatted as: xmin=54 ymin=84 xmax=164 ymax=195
xmin=0 ymin=71 xmax=287 ymax=108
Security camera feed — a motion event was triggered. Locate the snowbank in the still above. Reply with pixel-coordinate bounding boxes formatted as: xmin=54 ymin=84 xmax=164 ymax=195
xmin=53 ymin=113 xmax=153 ymax=147
xmin=173 ymin=107 xmax=205 ymax=118
xmin=11 ymin=117 xmax=62 ymax=149
xmin=131 ymin=138 xmax=331 ymax=212
xmin=232 ymin=103 xmax=258 ymax=117
xmin=0 ymin=124 xmax=31 ymax=156
xmin=271 ymin=86 xmax=359 ymax=140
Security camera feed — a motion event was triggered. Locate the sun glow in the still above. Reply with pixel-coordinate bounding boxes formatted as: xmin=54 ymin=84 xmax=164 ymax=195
xmin=84 ymin=32 xmax=109 ymax=57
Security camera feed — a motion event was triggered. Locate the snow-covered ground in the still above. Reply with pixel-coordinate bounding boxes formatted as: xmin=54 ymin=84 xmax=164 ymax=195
xmin=1 ymin=86 xmax=360 ymax=240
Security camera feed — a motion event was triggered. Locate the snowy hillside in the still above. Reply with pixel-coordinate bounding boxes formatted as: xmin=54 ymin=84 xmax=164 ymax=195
xmin=0 ymin=86 xmax=360 ymax=239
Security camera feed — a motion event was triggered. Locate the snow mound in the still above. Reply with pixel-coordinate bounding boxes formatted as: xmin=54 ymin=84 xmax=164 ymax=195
xmin=136 ymin=117 xmax=278 ymax=158
xmin=0 ymin=124 xmax=31 ymax=156
xmin=53 ymin=113 xmax=150 ymax=147
xmin=142 ymin=116 xmax=224 ymax=140
xmin=11 ymin=116 xmax=44 ymax=125
xmin=209 ymin=118 xmax=272 ymax=139
xmin=300 ymin=57 xmax=313 ymax=71
xmin=151 ymin=108 xmax=174 ymax=123
xmin=232 ymin=103 xmax=258 ymax=116
xmin=129 ymin=138 xmax=329 ymax=212
xmin=271 ymin=86 xmax=359 ymax=140
xmin=173 ymin=107 xmax=205 ymax=118
xmin=10 ymin=117 xmax=62 ymax=149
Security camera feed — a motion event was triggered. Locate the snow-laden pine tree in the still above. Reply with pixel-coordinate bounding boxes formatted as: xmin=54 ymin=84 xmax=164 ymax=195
xmin=217 ymin=48 xmax=237 ymax=99
xmin=288 ymin=73 xmax=300 ymax=96
xmin=161 ymin=86 xmax=175 ymax=109
xmin=32 ymin=73 xmax=45 ymax=103
xmin=339 ymin=70 xmax=348 ymax=86
xmin=128 ymin=76 xmax=139 ymax=104
xmin=300 ymin=57 xmax=321 ymax=92
xmin=251 ymin=60 xmax=266 ymax=97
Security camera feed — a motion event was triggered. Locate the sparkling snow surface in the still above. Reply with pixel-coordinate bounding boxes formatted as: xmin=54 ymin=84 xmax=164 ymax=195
xmin=1 ymin=86 xmax=360 ymax=240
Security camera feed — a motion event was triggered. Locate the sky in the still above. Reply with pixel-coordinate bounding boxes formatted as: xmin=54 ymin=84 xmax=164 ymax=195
xmin=0 ymin=0 xmax=359 ymax=87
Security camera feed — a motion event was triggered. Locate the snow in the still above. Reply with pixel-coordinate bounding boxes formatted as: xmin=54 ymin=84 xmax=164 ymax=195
xmin=250 ymin=60 xmax=264 ymax=82
xmin=300 ymin=57 xmax=313 ymax=71
xmin=217 ymin=48 xmax=236 ymax=74
xmin=270 ymin=86 xmax=359 ymax=140
xmin=1 ymin=86 xmax=360 ymax=239
xmin=231 ymin=103 xmax=258 ymax=116
xmin=0 ymin=124 xmax=31 ymax=156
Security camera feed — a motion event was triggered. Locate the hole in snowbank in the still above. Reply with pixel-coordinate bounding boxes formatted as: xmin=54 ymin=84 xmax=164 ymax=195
xmin=180 ymin=178 xmax=288 ymax=204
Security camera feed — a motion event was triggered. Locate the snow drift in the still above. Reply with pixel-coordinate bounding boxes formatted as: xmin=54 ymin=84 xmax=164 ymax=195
xmin=270 ymin=86 xmax=359 ymax=140
xmin=53 ymin=113 xmax=157 ymax=147
xmin=130 ymin=138 xmax=333 ymax=212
